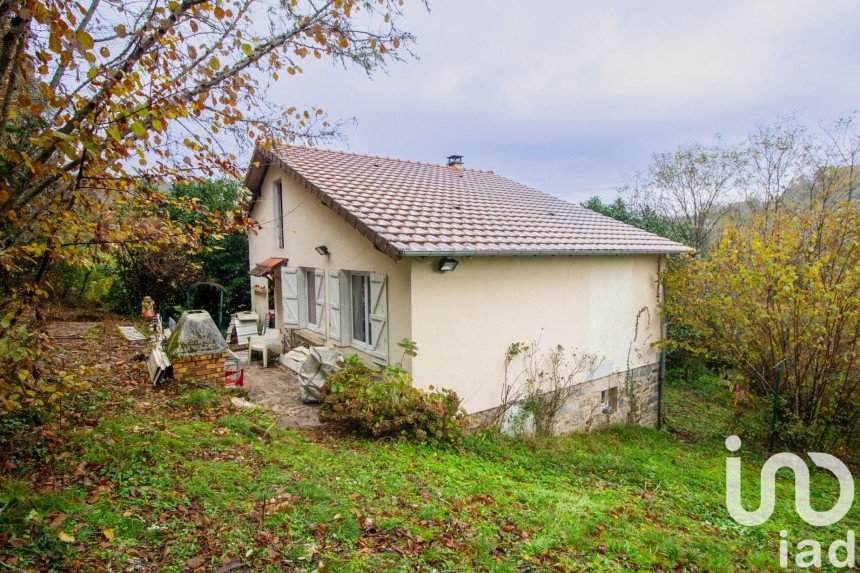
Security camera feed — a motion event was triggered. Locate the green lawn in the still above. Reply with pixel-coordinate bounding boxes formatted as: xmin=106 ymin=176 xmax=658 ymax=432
xmin=1 ymin=323 xmax=857 ymax=572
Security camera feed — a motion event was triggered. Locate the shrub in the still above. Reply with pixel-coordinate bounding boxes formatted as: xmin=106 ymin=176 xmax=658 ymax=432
xmin=663 ymin=200 xmax=860 ymax=454
xmin=496 ymin=342 xmax=602 ymax=436
xmin=319 ymin=354 xmax=466 ymax=445
xmin=0 ymin=312 xmax=90 ymax=413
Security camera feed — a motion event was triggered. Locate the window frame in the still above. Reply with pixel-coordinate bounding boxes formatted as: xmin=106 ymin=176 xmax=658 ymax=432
xmin=348 ymin=271 xmax=373 ymax=353
xmin=273 ymin=179 xmax=284 ymax=249
xmin=303 ymin=268 xmax=320 ymax=331
xmin=601 ymin=387 xmax=618 ymax=414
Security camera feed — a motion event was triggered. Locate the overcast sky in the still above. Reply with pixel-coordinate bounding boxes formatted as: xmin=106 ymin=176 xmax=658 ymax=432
xmin=272 ymin=0 xmax=860 ymax=202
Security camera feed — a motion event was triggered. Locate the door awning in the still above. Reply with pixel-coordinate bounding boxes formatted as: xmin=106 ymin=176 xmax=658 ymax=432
xmin=249 ymin=257 xmax=286 ymax=277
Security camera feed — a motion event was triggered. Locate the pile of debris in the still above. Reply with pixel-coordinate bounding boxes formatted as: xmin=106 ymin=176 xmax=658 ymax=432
xmin=141 ymin=310 xmax=243 ymax=386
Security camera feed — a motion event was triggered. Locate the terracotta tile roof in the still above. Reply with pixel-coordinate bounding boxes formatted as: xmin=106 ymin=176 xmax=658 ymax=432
xmin=244 ymin=144 xmax=691 ymax=260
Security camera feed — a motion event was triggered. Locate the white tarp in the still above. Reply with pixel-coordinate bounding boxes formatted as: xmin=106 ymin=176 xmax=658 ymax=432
xmin=298 ymin=347 xmax=343 ymax=403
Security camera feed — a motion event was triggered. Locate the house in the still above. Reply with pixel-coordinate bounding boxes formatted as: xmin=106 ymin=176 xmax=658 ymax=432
xmin=243 ymin=145 xmax=690 ymax=431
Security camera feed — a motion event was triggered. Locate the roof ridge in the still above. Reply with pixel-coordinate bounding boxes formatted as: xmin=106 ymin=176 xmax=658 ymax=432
xmin=278 ymin=143 xmax=496 ymax=174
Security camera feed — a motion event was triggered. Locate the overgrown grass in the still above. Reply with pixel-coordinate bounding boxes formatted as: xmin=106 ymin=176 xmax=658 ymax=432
xmin=1 ymin=355 xmax=857 ymax=571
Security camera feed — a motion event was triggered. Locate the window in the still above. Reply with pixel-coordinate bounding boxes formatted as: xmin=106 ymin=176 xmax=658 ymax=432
xmin=601 ymin=387 xmax=618 ymax=414
xmin=350 ymin=273 xmax=372 ymax=348
xmin=305 ymin=269 xmax=317 ymax=327
xmin=273 ymin=180 xmax=284 ymax=249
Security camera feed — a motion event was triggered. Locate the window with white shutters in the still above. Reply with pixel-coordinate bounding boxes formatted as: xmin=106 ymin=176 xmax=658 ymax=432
xmin=345 ymin=271 xmax=388 ymax=364
xmin=301 ymin=268 xmax=326 ymax=333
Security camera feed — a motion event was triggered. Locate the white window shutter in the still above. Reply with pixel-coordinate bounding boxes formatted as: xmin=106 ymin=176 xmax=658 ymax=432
xmin=369 ymin=273 xmax=388 ymax=365
xmin=281 ymin=267 xmax=299 ymax=328
xmin=314 ymin=269 xmax=326 ymax=333
xmin=327 ymin=270 xmax=343 ymax=344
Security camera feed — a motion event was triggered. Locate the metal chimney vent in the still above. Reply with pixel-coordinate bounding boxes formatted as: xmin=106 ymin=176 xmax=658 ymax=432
xmin=446 ymin=155 xmax=463 ymax=166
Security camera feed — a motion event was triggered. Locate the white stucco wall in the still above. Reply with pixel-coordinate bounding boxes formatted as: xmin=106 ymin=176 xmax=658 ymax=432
xmin=409 ymin=255 xmax=663 ymax=413
xmin=247 ymin=166 xmax=412 ymax=366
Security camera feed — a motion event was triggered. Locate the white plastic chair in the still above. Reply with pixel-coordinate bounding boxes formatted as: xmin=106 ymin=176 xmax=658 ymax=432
xmin=247 ymin=327 xmax=282 ymax=367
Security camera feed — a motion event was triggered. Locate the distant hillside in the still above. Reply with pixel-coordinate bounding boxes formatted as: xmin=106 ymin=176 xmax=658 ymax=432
xmin=726 ymin=165 xmax=858 ymax=221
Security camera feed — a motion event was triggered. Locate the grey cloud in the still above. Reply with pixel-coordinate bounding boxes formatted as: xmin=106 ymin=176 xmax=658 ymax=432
xmin=264 ymin=0 xmax=860 ymax=201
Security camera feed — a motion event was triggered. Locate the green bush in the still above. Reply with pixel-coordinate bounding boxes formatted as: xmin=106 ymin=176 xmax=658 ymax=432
xmin=319 ymin=355 xmax=466 ymax=445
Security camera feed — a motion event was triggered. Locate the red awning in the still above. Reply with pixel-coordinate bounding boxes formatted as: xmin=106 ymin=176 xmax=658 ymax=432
xmin=249 ymin=257 xmax=286 ymax=277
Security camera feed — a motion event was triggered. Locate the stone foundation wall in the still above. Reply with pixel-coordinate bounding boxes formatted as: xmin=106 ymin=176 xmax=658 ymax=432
xmin=470 ymin=362 xmax=660 ymax=435
xmin=172 ymin=352 xmax=228 ymax=384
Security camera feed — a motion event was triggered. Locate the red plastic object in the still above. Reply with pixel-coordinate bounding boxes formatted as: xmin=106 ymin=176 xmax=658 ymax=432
xmin=224 ymin=364 xmax=244 ymax=387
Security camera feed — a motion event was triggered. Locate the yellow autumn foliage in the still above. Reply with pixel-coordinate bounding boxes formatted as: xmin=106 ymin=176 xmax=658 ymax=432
xmin=663 ymin=200 xmax=860 ymax=452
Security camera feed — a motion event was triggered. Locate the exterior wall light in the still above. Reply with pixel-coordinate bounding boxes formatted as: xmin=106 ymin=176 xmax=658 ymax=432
xmin=315 ymin=245 xmax=330 ymax=256
xmin=438 ymin=257 xmax=459 ymax=272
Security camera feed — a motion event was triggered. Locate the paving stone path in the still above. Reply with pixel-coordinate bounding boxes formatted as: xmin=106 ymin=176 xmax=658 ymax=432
xmin=241 ymin=360 xmax=321 ymax=428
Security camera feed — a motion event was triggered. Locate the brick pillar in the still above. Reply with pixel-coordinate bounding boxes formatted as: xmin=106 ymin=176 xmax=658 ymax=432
xmin=172 ymin=352 xmax=228 ymax=384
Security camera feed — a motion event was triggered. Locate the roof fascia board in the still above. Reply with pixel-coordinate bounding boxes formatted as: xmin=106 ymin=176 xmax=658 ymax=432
xmin=400 ymin=248 xmax=692 ymax=257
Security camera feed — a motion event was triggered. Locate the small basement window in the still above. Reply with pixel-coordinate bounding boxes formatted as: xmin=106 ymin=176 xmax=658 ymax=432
xmin=601 ymin=387 xmax=618 ymax=414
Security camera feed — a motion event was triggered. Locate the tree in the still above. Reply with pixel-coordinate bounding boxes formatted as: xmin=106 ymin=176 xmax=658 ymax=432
xmin=580 ymin=196 xmax=673 ymax=239
xmin=662 ymin=200 xmax=859 ymax=454
xmin=744 ymin=114 xmax=859 ymax=219
xmin=0 ymin=0 xmax=420 ymax=411
xmin=743 ymin=114 xmax=814 ymax=216
xmin=166 ymin=179 xmax=250 ymax=317
xmin=111 ymin=240 xmax=204 ymax=316
xmin=0 ymin=0 xmax=418 ymax=308
xmin=622 ymin=137 xmax=747 ymax=251
xmin=107 ymin=180 xmax=250 ymax=319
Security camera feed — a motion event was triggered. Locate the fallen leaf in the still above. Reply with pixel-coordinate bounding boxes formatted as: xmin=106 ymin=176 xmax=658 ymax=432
xmin=50 ymin=513 xmax=67 ymax=528
xmin=58 ymin=532 xmax=75 ymax=543
xmin=215 ymin=559 xmax=246 ymax=573
xmin=103 ymin=527 xmax=114 ymax=541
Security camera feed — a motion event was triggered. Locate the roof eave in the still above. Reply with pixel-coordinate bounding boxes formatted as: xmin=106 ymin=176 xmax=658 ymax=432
xmin=400 ymin=248 xmax=693 ymax=257
xmin=243 ymin=148 xmax=269 ymax=215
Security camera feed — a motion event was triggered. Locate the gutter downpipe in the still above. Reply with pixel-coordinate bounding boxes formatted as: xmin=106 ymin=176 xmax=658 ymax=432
xmin=657 ymin=257 xmax=667 ymax=430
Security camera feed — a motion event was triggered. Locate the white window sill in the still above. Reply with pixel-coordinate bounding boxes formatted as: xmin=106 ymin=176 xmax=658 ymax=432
xmin=350 ymin=340 xmax=371 ymax=354
xmin=349 ymin=347 xmax=382 ymax=371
